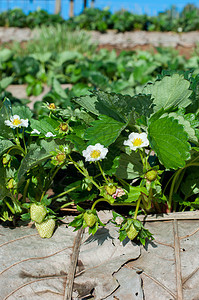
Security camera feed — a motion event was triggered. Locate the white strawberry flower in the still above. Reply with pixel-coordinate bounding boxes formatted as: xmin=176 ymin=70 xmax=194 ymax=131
xmin=45 ymin=132 xmax=56 ymax=137
xmin=5 ymin=115 xmax=29 ymax=129
xmin=82 ymin=143 xmax=108 ymax=162
xmin=31 ymin=129 xmax=41 ymax=135
xmin=124 ymin=132 xmax=149 ymax=151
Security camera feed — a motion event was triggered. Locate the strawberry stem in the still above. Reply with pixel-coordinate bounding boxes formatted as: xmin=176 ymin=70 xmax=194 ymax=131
xmin=91 ymin=198 xmax=137 ymax=211
xmin=133 ymin=196 xmax=141 ymax=220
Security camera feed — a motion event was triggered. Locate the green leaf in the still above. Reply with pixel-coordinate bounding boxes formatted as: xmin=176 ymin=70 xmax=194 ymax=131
xmin=88 ymin=71 xmax=109 ymax=89
xmin=119 ymin=230 xmax=127 ymax=242
xmin=0 ymin=164 xmax=10 ymax=199
xmin=84 ymin=115 xmax=126 ymax=147
xmin=30 ymin=117 xmax=59 ymax=135
xmin=181 ymin=168 xmax=199 ymax=198
xmin=0 ymin=140 xmax=14 ymax=156
xmin=130 ymin=94 xmax=154 ymax=119
xmin=17 ymin=139 xmax=64 ymax=184
xmin=115 ymin=152 xmax=143 ymax=179
xmin=148 ymin=116 xmax=191 ymax=169
xmin=75 ymin=91 xmax=137 ymax=123
xmin=56 ymin=51 xmax=82 ymax=65
xmin=125 ymin=186 xmax=148 ymax=202
xmin=12 ymin=105 xmax=33 ymax=120
xmin=0 ymin=77 xmax=13 ymax=90
xmin=167 ymin=112 xmax=198 ymax=144
xmin=0 ymin=48 xmax=13 ymax=62
xmin=65 ymin=134 xmax=86 ymax=152
xmin=21 ymin=213 xmax=31 ymax=221
xmin=32 ymin=82 xmax=43 ymax=96
xmin=52 ymin=78 xmax=68 ymax=100
xmin=0 ymin=98 xmax=14 ymax=139
xmin=73 ymin=94 xmax=99 ymax=116
xmin=31 ymin=52 xmax=52 ymax=63
xmin=143 ymin=74 xmax=192 ymax=112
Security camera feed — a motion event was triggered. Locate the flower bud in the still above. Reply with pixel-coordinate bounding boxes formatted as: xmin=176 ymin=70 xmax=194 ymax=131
xmin=145 ymin=170 xmax=157 ymax=182
xmin=56 ymin=153 xmax=66 ymax=163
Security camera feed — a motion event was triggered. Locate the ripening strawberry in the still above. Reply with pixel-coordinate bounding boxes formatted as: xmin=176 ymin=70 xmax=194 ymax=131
xmin=83 ymin=211 xmax=97 ymax=227
xmin=126 ymin=223 xmax=138 ymax=241
xmin=145 ymin=170 xmax=157 ymax=181
xmin=105 ymin=185 xmax=117 ymax=195
xmin=35 ymin=219 xmax=56 ymax=238
xmin=30 ymin=203 xmax=47 ymax=224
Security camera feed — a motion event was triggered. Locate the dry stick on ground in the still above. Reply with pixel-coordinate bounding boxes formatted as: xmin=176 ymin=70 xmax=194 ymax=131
xmin=173 ymin=219 xmax=183 ymax=300
xmin=63 ymin=227 xmax=84 ymax=300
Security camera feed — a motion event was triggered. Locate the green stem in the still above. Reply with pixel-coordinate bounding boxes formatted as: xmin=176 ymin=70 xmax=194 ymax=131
xmin=168 ymin=162 xmax=199 ymax=211
xmin=97 ymin=161 xmax=108 ymax=184
xmin=4 ymin=199 xmax=15 ymax=214
xmin=7 ymin=145 xmax=25 ymax=156
xmin=61 ymin=201 xmax=75 ymax=209
xmin=44 ymin=162 xmax=66 ymax=194
xmin=139 ymin=149 xmax=145 ymax=165
xmin=15 ymin=128 xmax=21 ymax=146
xmin=69 ymin=156 xmax=101 ymax=190
xmin=22 ymin=178 xmax=30 ymax=203
xmin=134 ymin=196 xmax=141 ymax=219
xmin=22 ymin=128 xmax=27 ymax=155
xmin=50 ymin=185 xmax=80 ymax=202
xmin=91 ymin=197 xmax=137 ymax=211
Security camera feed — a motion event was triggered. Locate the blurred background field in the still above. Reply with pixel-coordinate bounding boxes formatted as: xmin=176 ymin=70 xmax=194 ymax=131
xmin=0 ymin=1 xmax=199 ymax=112
xmin=0 ymin=0 xmax=199 ymax=18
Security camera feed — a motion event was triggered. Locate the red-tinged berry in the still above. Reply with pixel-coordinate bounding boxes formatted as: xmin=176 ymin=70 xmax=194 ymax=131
xmin=83 ymin=211 xmax=97 ymax=227
xmin=35 ymin=219 xmax=56 ymax=238
xmin=126 ymin=224 xmax=138 ymax=241
xmin=30 ymin=203 xmax=47 ymax=224
xmin=145 ymin=170 xmax=157 ymax=181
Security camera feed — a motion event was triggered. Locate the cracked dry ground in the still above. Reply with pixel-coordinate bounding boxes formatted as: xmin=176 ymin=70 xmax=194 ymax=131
xmin=0 ymin=211 xmax=199 ymax=300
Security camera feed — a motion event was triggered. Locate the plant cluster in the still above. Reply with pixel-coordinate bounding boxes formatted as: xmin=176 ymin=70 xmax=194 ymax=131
xmin=1 ymin=42 xmax=199 ymax=102
xmin=0 ymin=8 xmax=64 ymax=28
xmin=0 ymin=72 xmax=199 ymax=245
xmin=1 ymin=5 xmax=199 ymax=32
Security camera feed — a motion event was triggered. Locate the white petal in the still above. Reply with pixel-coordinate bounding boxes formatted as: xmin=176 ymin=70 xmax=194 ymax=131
xmin=45 ymin=132 xmax=56 ymax=137
xmin=21 ymin=119 xmax=29 ymax=128
xmin=31 ymin=129 xmax=41 ymax=134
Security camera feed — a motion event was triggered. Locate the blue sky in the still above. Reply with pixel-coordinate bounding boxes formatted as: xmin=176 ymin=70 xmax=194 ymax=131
xmin=0 ymin=0 xmax=199 ymax=18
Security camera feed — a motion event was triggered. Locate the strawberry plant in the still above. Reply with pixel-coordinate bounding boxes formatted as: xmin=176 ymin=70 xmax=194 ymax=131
xmin=0 ymin=72 xmax=198 ymax=245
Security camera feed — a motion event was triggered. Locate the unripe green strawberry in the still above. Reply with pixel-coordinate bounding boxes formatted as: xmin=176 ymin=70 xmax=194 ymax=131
xmin=126 ymin=224 xmax=138 ymax=241
xmin=83 ymin=211 xmax=97 ymax=227
xmin=3 ymin=153 xmax=11 ymax=165
xmin=145 ymin=170 xmax=157 ymax=181
xmin=35 ymin=219 xmax=55 ymax=238
xmin=105 ymin=185 xmax=117 ymax=195
xmin=30 ymin=204 xmax=47 ymax=224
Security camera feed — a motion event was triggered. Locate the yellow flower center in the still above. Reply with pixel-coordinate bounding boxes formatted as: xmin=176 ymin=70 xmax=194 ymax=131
xmin=12 ymin=119 xmax=22 ymax=126
xmin=90 ymin=150 xmax=101 ymax=159
xmin=132 ymin=138 xmax=143 ymax=147
xmin=49 ymin=103 xmax=56 ymax=110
